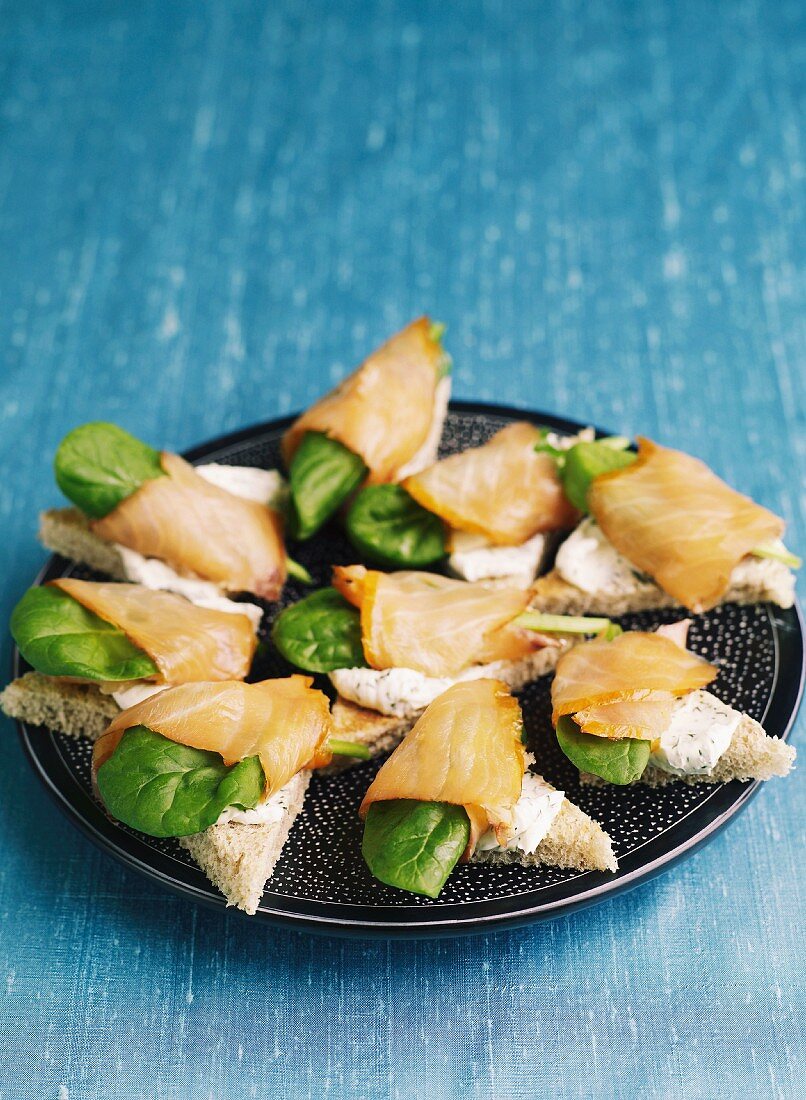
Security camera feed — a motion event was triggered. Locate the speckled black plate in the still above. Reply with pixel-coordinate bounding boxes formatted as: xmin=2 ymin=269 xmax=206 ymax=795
xmin=14 ymin=404 xmax=804 ymax=937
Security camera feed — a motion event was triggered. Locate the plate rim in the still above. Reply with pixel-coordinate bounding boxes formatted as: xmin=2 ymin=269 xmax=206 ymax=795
xmin=12 ymin=400 xmax=805 ymax=937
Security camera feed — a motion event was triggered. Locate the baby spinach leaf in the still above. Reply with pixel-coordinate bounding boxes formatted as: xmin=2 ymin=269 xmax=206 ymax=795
xmin=558 ymin=440 xmax=636 ymax=513
xmin=10 ymin=585 xmax=158 ymax=682
xmin=345 ymin=484 xmax=447 ymax=568
xmin=288 ymin=431 xmax=368 ymax=540
xmin=54 ymin=422 xmax=165 ymax=518
xmin=555 ymin=715 xmax=650 ymax=785
xmin=362 ymin=799 xmax=470 ymax=897
xmin=96 ymin=725 xmax=265 ymax=837
xmin=271 ymin=587 xmax=367 ymax=672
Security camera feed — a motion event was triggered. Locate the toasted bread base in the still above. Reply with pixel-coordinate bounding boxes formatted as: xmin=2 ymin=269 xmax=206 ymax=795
xmin=180 ymin=771 xmax=311 ymax=915
xmin=1 ymin=672 xmax=311 ymax=913
xmin=532 ymin=565 xmax=795 ymax=617
xmin=39 ymin=507 xmax=128 ymax=578
xmin=0 ymin=671 xmax=119 ymax=741
xmin=580 ymin=712 xmax=795 ymax=787
xmin=472 ymin=794 xmax=617 ymax=873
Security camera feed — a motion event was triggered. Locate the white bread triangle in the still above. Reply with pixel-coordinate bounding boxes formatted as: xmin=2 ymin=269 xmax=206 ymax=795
xmin=532 ymin=563 xmax=794 ymax=617
xmin=39 ymin=507 xmax=128 ymax=578
xmin=472 ymin=786 xmax=617 ymax=873
xmin=1 ymin=672 xmax=311 ymax=914
xmin=323 ymin=699 xmax=617 ymax=873
xmin=579 ymin=708 xmax=795 ymax=787
xmin=179 ymin=771 xmax=310 ymax=915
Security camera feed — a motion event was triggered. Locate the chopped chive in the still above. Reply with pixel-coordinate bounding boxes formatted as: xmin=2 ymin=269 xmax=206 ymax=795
xmin=751 ymin=541 xmax=801 ymax=569
xmin=286 ymin=556 xmax=314 ymax=585
xmin=328 ymin=738 xmax=371 ymax=760
xmin=515 ymin=611 xmax=614 ymax=635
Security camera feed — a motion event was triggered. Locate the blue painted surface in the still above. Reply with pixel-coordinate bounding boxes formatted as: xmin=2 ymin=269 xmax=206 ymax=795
xmin=0 ymin=1 xmax=804 ymax=1096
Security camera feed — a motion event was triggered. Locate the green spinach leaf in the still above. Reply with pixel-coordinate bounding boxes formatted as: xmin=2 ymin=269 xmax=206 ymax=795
xmin=345 ymin=484 xmax=447 ymax=568
xmin=10 ymin=586 xmax=158 ymax=682
xmin=288 ymin=431 xmax=368 ymax=540
xmin=555 ymin=715 xmax=650 ymax=785
xmin=54 ymin=422 xmax=165 ymax=518
xmin=558 ymin=440 xmax=636 ymax=513
xmin=362 ymin=799 xmax=470 ymax=897
xmin=96 ymin=725 xmax=265 ymax=837
xmin=271 ymin=587 xmax=367 ymax=672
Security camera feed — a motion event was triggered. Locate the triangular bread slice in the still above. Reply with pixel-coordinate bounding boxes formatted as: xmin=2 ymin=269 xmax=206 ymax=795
xmin=325 ymin=698 xmax=617 ymax=874
xmin=39 ymin=507 xmax=129 ymax=578
xmin=472 ymin=783 xmax=617 ymax=873
xmin=179 ymin=771 xmax=310 ymax=915
xmin=532 ymin=563 xmax=794 ymax=618
xmin=579 ymin=703 xmax=794 ymax=787
xmin=0 ymin=673 xmax=319 ymax=914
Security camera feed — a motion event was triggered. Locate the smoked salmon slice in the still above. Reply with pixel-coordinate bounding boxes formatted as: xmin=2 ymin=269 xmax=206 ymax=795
xmin=551 ymin=631 xmax=716 ymax=724
xmin=94 ymin=677 xmax=332 ymax=796
xmin=281 ymin=318 xmax=446 ymax=484
xmin=403 ymin=422 xmax=578 ymax=545
xmin=359 ymin=679 xmax=525 ymax=855
xmin=589 ymin=438 xmax=785 ymax=612
xmin=332 ymin=565 xmax=545 ymax=677
xmin=52 ymin=578 xmax=257 ymax=684
xmin=92 ymin=452 xmax=287 ymax=600
xmin=574 ymin=693 xmax=676 ymax=740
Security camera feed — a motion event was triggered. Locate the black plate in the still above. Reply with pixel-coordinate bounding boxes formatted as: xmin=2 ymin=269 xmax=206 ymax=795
xmin=14 ymin=403 xmax=805 ymax=937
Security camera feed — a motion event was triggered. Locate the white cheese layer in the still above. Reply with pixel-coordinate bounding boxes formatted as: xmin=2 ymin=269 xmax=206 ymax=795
xmin=107 ymin=681 xmax=168 ymax=709
xmin=649 ymin=690 xmax=740 ymax=776
xmin=215 ymin=774 xmax=300 ymax=827
xmin=448 ymin=530 xmax=546 ymax=587
xmin=555 ymin=517 xmax=647 ymax=595
xmin=476 ymin=763 xmax=565 ymax=855
xmin=729 ymin=553 xmax=795 ymax=608
xmin=114 ymin=462 xmax=281 ymax=615
xmin=555 ymin=517 xmax=794 ymax=605
xmin=394 ymin=376 xmax=452 ymax=480
xmin=194 ymin=463 xmax=287 ymax=508
xmin=330 ymin=660 xmax=522 ymax=719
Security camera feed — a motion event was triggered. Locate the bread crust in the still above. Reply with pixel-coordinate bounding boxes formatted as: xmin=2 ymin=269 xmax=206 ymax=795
xmin=579 ymin=711 xmax=795 ymax=787
xmin=532 ymin=564 xmax=795 ymax=616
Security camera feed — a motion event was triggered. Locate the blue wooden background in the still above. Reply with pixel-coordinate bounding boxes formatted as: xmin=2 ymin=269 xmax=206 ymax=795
xmin=1 ymin=1 xmax=804 ymax=1097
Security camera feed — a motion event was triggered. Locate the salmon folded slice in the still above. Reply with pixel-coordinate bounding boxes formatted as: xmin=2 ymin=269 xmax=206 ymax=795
xmin=574 ymin=693 xmax=677 ymax=740
xmin=404 ymin=422 xmax=578 ymax=545
xmin=94 ymin=677 xmax=332 ymax=796
xmin=589 ymin=438 xmax=785 ymax=612
xmin=551 ymin=631 xmax=717 ymax=725
xmin=92 ymin=452 xmax=287 ymax=600
xmin=333 ymin=565 xmax=549 ymax=677
xmin=52 ymin=578 xmax=257 ymax=684
xmin=281 ymin=318 xmax=445 ymax=483
xmin=359 ymin=679 xmax=525 ymax=855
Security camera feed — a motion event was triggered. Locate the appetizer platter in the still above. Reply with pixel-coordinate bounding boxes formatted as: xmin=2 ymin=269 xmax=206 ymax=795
xmin=4 ymin=319 xmax=803 ymax=936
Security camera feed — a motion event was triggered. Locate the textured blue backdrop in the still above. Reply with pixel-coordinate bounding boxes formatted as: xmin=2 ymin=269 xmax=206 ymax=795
xmin=1 ymin=1 xmax=804 ymax=1097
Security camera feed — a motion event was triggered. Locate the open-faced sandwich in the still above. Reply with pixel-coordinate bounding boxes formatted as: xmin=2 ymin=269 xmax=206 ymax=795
xmin=1 ymin=579 xmax=262 ymax=739
xmin=272 ymin=563 xmax=614 ymax=760
xmin=550 ymin=621 xmax=796 ymax=786
xmin=533 ymin=435 xmax=799 ymax=615
xmin=358 ymin=422 xmax=588 ymax=584
xmin=359 ymin=679 xmax=616 ymax=897
xmin=281 ymin=317 xmax=451 ymax=540
xmin=88 ymin=677 xmax=366 ymax=913
xmin=40 ymin=421 xmax=294 ymax=601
